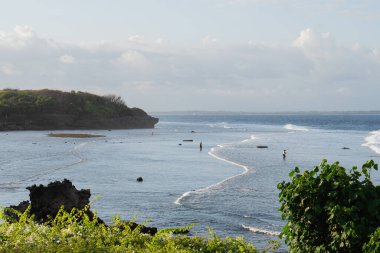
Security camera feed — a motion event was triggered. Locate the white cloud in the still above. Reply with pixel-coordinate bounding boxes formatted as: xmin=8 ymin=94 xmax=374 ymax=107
xmin=1 ymin=64 xmax=17 ymax=76
xmin=14 ymin=25 xmax=35 ymax=39
xmin=0 ymin=25 xmax=379 ymax=111
xmin=226 ymin=0 xmax=269 ymax=4
xmin=155 ymin=38 xmax=164 ymax=44
xmin=216 ymin=0 xmax=278 ymax=6
xmin=117 ymin=50 xmax=147 ymax=67
xmin=124 ymin=81 xmax=153 ymax=92
xmin=128 ymin=35 xmax=144 ymax=43
xmin=293 ymin=28 xmax=335 ymax=59
xmin=372 ymin=49 xmax=380 ymax=63
xmin=337 ymin=87 xmax=352 ymax=96
xmin=59 ymin=54 xmax=75 ymax=64
xmin=202 ymin=35 xmax=218 ymax=45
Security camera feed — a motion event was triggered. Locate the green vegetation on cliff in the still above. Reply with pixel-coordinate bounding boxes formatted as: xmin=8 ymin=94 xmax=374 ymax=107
xmin=0 ymin=89 xmax=158 ymax=130
xmin=0 ymin=89 xmax=146 ymax=118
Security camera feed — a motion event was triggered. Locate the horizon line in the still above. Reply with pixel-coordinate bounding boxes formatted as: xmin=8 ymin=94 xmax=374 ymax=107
xmin=149 ymin=110 xmax=380 ymax=115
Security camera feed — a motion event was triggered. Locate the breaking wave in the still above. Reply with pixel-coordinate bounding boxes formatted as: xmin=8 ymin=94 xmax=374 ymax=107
xmin=362 ymin=130 xmax=380 ymax=154
xmin=283 ymin=124 xmax=309 ymax=132
xmin=241 ymin=224 xmax=280 ymax=236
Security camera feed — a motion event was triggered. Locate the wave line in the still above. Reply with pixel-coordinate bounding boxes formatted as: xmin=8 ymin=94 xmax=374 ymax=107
xmin=241 ymin=224 xmax=280 ymax=236
xmin=174 ymin=146 xmax=252 ymax=205
xmin=362 ymin=129 xmax=380 ymax=154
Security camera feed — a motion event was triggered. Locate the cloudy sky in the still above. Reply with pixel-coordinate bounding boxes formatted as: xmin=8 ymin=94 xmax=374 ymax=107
xmin=1 ymin=0 xmax=379 ymax=112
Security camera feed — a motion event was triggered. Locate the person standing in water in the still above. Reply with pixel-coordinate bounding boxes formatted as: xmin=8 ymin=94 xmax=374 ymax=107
xmin=282 ymin=149 xmax=287 ymax=159
xmin=200 ymin=141 xmax=203 ymax=151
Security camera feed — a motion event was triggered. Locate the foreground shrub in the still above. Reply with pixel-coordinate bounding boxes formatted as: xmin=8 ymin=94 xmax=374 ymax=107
xmin=278 ymin=160 xmax=380 ymax=253
xmin=363 ymin=226 xmax=380 ymax=253
xmin=0 ymin=206 xmax=258 ymax=253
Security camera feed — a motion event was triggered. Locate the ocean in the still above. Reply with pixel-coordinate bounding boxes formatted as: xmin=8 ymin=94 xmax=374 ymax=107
xmin=1 ymin=112 xmax=380 ymax=250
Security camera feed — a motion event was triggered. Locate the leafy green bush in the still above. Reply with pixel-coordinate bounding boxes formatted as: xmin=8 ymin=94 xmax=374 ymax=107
xmin=363 ymin=226 xmax=380 ymax=253
xmin=278 ymin=160 xmax=380 ymax=253
xmin=0 ymin=205 xmax=258 ymax=253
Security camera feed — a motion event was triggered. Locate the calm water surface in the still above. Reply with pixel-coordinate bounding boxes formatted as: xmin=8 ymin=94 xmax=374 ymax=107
xmin=1 ymin=113 xmax=380 ymax=250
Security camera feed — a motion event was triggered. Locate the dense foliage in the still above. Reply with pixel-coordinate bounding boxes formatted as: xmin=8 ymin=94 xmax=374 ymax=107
xmin=0 ymin=89 xmax=146 ymax=118
xmin=0 ymin=206 xmax=260 ymax=253
xmin=278 ymin=160 xmax=380 ymax=252
xmin=363 ymin=226 xmax=380 ymax=253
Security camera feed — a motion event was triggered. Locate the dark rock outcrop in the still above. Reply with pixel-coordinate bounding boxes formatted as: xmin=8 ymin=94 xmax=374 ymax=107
xmin=4 ymin=179 xmax=98 ymax=223
xmin=120 ymin=221 xmax=157 ymax=236
xmin=28 ymin=179 xmax=91 ymax=222
xmin=136 ymin=177 xmax=143 ymax=182
xmin=4 ymin=179 xmax=157 ymax=235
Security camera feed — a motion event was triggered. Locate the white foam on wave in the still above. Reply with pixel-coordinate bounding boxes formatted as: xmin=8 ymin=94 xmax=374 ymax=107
xmin=208 ymin=122 xmax=233 ymax=129
xmin=362 ymin=130 xmax=380 ymax=154
xmin=283 ymin=124 xmax=309 ymax=132
xmin=241 ymin=135 xmax=257 ymax=143
xmin=241 ymin=224 xmax=280 ymax=236
xmin=174 ymin=146 xmax=251 ymax=205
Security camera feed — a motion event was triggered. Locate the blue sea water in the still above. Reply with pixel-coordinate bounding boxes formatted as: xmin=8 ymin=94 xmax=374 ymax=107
xmin=1 ymin=112 xmax=380 ymax=250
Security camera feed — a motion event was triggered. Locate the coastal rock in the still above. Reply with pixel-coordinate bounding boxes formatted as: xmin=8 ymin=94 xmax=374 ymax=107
xmin=4 ymin=179 xmax=158 ymax=235
xmin=27 ymin=179 xmax=91 ymax=223
xmin=136 ymin=177 xmax=143 ymax=182
xmin=4 ymin=179 xmax=96 ymax=223
xmin=4 ymin=200 xmax=30 ymax=222
xmin=120 ymin=221 xmax=157 ymax=236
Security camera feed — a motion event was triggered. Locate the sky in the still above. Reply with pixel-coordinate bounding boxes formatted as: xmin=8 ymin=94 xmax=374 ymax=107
xmin=0 ymin=0 xmax=379 ymax=112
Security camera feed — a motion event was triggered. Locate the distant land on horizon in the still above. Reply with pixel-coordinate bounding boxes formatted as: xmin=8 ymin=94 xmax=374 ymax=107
xmin=0 ymin=89 xmax=158 ymax=131
xmin=152 ymin=110 xmax=380 ymax=116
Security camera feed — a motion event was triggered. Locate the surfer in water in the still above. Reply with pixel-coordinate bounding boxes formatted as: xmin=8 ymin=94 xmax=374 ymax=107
xmin=282 ymin=149 xmax=287 ymax=159
xmin=200 ymin=141 xmax=203 ymax=151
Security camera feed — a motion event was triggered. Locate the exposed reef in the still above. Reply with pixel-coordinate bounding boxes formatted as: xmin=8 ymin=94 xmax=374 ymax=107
xmin=48 ymin=133 xmax=106 ymax=138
